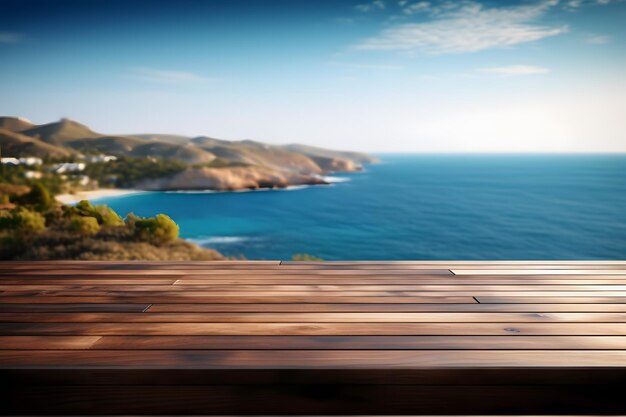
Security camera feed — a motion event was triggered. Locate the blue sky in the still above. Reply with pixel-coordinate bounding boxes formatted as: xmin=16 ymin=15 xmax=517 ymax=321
xmin=0 ymin=0 xmax=624 ymax=152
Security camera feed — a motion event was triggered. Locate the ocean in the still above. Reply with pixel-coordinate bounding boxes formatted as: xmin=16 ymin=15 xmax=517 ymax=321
xmin=96 ymin=154 xmax=626 ymax=260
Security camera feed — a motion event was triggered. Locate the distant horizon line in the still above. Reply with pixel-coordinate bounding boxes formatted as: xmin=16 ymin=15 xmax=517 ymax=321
xmin=371 ymin=151 xmax=626 ymax=155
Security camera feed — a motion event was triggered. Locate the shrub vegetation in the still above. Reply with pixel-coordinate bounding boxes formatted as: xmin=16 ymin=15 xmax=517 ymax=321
xmin=84 ymin=156 xmax=186 ymax=188
xmin=0 ymin=182 xmax=224 ymax=261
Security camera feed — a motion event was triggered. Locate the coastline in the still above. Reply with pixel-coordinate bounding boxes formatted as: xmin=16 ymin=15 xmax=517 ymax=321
xmin=54 ymin=175 xmax=352 ymax=204
xmin=55 ymin=189 xmax=146 ymax=205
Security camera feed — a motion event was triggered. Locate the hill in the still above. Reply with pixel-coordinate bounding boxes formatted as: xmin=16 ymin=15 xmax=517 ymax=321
xmin=67 ymin=135 xmax=149 ymax=154
xmin=0 ymin=116 xmax=35 ymax=132
xmin=130 ymin=142 xmax=216 ymax=164
xmin=133 ymin=134 xmax=194 ymax=145
xmin=283 ymin=143 xmax=379 ymax=165
xmin=3 ymin=116 xmax=377 ymax=191
xmin=21 ymin=118 xmax=102 ymax=146
xmin=0 ymin=128 xmax=75 ymax=158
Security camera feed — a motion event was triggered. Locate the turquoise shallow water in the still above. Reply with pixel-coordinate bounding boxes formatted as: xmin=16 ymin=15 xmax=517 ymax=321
xmin=96 ymin=154 xmax=626 ymax=260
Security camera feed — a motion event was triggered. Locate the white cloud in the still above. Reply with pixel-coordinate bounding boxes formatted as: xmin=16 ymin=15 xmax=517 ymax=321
xmin=374 ymin=0 xmax=386 ymax=8
xmin=0 ymin=32 xmax=20 ymax=43
xmin=355 ymin=1 xmax=568 ymax=54
xmin=130 ymin=67 xmax=210 ymax=84
xmin=403 ymin=1 xmax=431 ymax=14
xmin=566 ymin=0 xmax=611 ymax=9
xmin=355 ymin=0 xmax=385 ymax=12
xmin=585 ymin=34 xmax=611 ymax=44
xmin=478 ymin=65 xmax=550 ymax=76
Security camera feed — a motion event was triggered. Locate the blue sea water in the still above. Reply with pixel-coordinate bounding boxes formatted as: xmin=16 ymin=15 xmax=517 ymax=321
xmin=96 ymin=155 xmax=626 ymax=260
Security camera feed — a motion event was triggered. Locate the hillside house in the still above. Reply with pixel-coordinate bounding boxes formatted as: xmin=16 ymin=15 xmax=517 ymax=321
xmin=52 ymin=162 xmax=86 ymax=173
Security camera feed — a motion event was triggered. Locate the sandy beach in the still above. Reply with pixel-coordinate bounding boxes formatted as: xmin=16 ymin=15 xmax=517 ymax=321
xmin=55 ymin=189 xmax=146 ymax=205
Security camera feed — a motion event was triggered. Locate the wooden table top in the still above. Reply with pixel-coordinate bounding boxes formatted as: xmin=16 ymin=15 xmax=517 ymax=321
xmin=3 ymin=260 xmax=626 ymax=415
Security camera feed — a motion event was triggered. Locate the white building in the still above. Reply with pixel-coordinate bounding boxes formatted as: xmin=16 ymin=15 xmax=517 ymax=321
xmin=0 ymin=157 xmax=43 ymax=165
xmin=81 ymin=155 xmax=117 ymax=163
xmin=52 ymin=162 xmax=86 ymax=173
xmin=19 ymin=157 xmax=43 ymax=166
xmin=24 ymin=171 xmax=43 ymax=179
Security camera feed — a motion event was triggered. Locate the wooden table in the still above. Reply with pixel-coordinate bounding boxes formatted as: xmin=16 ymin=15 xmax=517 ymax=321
xmin=2 ymin=260 xmax=626 ymax=415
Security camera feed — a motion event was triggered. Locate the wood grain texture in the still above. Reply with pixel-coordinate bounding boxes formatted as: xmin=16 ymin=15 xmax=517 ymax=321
xmin=0 ymin=295 xmax=477 ymax=304
xmin=7 ymin=283 xmax=626 ymax=291
xmin=453 ymin=269 xmax=626 ymax=275
xmin=0 ymin=336 xmax=101 ymax=349
xmin=0 ymin=303 xmax=151 ymax=312
xmin=3 ymin=260 xmax=626 ymax=415
xmin=147 ymin=302 xmax=626 ymax=312
xmin=2 ymin=322 xmax=626 ymax=335
xmin=89 ymin=335 xmax=626 ymax=350
xmin=5 ymin=349 xmax=626 ymax=367
xmin=3 ymin=311 xmax=626 ymax=322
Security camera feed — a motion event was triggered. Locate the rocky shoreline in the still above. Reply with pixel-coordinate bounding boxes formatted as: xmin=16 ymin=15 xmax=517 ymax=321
xmin=134 ymin=165 xmax=329 ymax=192
xmin=55 ymin=168 xmax=354 ymax=203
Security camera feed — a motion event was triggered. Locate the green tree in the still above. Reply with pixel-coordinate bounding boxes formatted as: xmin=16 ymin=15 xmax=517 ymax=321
xmin=69 ymin=216 xmax=100 ymax=236
xmin=2 ymin=209 xmax=47 ymax=232
xmin=20 ymin=183 xmax=52 ymax=210
xmin=84 ymin=156 xmax=186 ymax=188
xmin=73 ymin=200 xmax=97 ymax=217
xmin=131 ymin=213 xmax=179 ymax=245
xmin=96 ymin=205 xmax=124 ymax=226
xmin=73 ymin=200 xmax=123 ymax=226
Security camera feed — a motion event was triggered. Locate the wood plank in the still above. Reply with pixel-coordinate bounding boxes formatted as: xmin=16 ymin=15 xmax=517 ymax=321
xmin=91 ymin=335 xmax=626 ymax=350
xmin=453 ymin=269 xmax=626 ymax=275
xmin=0 ymin=269 xmax=454 ymax=275
xmin=172 ymin=278 xmax=626 ymax=284
xmin=478 ymin=296 xmax=626 ymax=304
xmin=3 ymin=260 xmax=624 ymax=269
xmin=0 ymin=267 xmax=279 ymax=274
xmin=6 ymin=289 xmax=626 ymax=297
xmin=282 ymin=261 xmax=626 ymax=269
xmin=283 ymin=260 xmax=626 ymax=266
xmin=3 ymin=260 xmax=626 ymax=416
xmin=0 ymin=296 xmax=477 ymax=304
xmin=147 ymin=303 xmax=626 ymax=313
xmin=0 ymin=273 xmax=619 ymax=283
xmin=4 ymin=349 xmax=626 ymax=367
xmin=0 ymin=279 xmax=179 ymax=285
xmin=6 ymin=284 xmax=626 ymax=292
xmin=4 ymin=312 xmax=626 ymax=323
xmin=279 ymin=264 xmax=456 ymax=270
xmin=0 ymin=260 xmax=280 ymax=269
xmin=1 ymin=260 xmax=278 ymax=265
xmin=145 ymin=273 xmax=626 ymax=279
xmin=0 ymin=336 xmax=101 ymax=349
xmin=0 ymin=303 xmax=151 ymax=312
xmin=2 ymin=322 xmax=626 ymax=335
